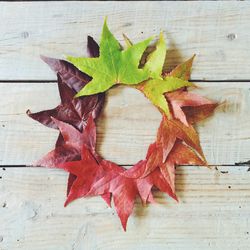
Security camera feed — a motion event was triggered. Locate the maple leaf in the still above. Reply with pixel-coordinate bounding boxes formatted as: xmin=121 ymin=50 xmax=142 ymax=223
xmin=67 ymin=19 xmax=153 ymax=96
xmin=27 ymin=36 xmax=104 ymax=131
xmin=35 ymin=115 xmax=101 ymax=196
xmin=145 ymin=141 xmax=205 ymax=194
xmin=86 ymin=160 xmax=152 ymax=231
xmin=166 ymin=89 xmax=216 ymax=126
xmin=123 ymin=115 xmax=206 ymax=180
xmin=132 ymin=33 xmax=196 ymax=118
xmin=41 ymin=36 xmax=99 ymax=92
xmin=57 ymin=145 xmax=106 ymax=207
xmin=27 ymin=74 xmax=103 ymax=131
xmin=27 ymin=37 xmax=105 ymax=196
xmin=34 ymin=116 xmax=96 ymax=168
xmin=143 ymin=32 xmax=166 ymax=79
xmin=183 ymin=103 xmax=218 ymax=124
xmin=138 ymin=76 xmax=194 ymax=117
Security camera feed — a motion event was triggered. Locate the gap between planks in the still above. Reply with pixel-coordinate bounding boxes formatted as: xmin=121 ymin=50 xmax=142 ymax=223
xmin=1 ymin=81 xmax=250 ymax=165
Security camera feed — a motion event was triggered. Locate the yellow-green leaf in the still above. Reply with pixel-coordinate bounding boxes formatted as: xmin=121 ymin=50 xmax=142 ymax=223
xmin=140 ymin=77 xmax=194 ymax=117
xmin=144 ymin=32 xmax=166 ymax=79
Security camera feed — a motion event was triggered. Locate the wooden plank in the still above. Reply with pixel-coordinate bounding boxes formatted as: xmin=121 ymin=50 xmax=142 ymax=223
xmin=0 ymin=1 xmax=250 ymax=81
xmin=1 ymin=82 xmax=250 ymax=166
xmin=1 ymin=166 xmax=250 ymax=250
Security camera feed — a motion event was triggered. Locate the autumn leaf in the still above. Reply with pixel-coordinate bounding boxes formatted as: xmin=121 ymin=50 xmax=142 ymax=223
xmin=58 ymin=145 xmax=105 ymax=206
xmin=166 ymin=89 xmax=216 ymax=126
xmin=166 ymin=55 xmax=196 ymax=80
xmin=138 ymin=76 xmax=194 ymax=117
xmin=27 ymin=74 xmax=103 ymax=131
xmin=159 ymin=141 xmax=205 ymax=193
xmin=144 ymin=32 xmax=166 ymax=79
xmin=27 ymin=37 xmax=104 ymax=131
xmin=183 ymin=103 xmax=218 ymax=124
xmin=87 ymin=159 xmax=156 ymax=231
xmin=40 ymin=35 xmax=99 ymax=92
xmin=125 ymin=115 xmax=206 ymax=178
xmin=34 ymin=116 xmax=96 ymax=168
xmin=134 ymin=33 xmax=195 ymax=118
xmin=157 ymin=116 xmax=206 ymax=163
xmin=67 ymin=19 xmax=153 ymax=96
xmin=34 ymin=115 xmax=100 ymax=196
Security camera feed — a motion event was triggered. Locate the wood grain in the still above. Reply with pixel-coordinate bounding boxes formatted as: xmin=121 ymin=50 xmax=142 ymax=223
xmin=0 ymin=82 xmax=250 ymax=166
xmin=1 ymin=1 xmax=250 ymax=81
xmin=1 ymin=166 xmax=250 ymax=250
xmin=1 ymin=2 xmax=250 ymax=249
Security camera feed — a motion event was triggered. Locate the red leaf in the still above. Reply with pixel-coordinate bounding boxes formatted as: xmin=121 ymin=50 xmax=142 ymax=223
xmin=183 ymin=103 xmax=218 ymax=124
xmin=159 ymin=141 xmax=206 ymax=194
xmin=27 ymin=36 xmax=104 ymax=131
xmin=87 ymin=36 xmax=100 ymax=58
xmin=166 ymin=89 xmax=216 ymax=126
xmin=34 ymin=116 xmax=95 ymax=168
xmin=58 ymin=145 xmax=105 ymax=206
xmin=27 ymin=74 xmax=104 ymax=131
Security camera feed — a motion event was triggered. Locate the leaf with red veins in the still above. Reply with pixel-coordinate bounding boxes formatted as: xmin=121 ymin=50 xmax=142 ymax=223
xmin=158 ymin=116 xmax=206 ymax=163
xmin=159 ymin=141 xmax=206 ymax=194
xmin=87 ymin=159 xmax=157 ymax=230
xmin=34 ymin=116 xmax=98 ymax=196
xmin=166 ymin=89 xmax=216 ymax=126
xmin=34 ymin=116 xmax=88 ymax=167
xmin=56 ymin=145 xmax=108 ymax=207
xmin=130 ymin=116 xmax=206 ymax=178
xmin=41 ymin=35 xmax=99 ymax=92
xmin=27 ymin=36 xmax=104 ymax=132
xmin=182 ymin=103 xmax=219 ymax=124
xmin=27 ymin=74 xmax=104 ymax=131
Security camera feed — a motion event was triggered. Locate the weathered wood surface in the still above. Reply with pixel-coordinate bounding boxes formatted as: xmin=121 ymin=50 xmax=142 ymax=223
xmin=1 ymin=1 xmax=250 ymax=250
xmin=1 ymin=166 xmax=250 ymax=250
xmin=1 ymin=1 xmax=250 ymax=81
xmin=0 ymin=82 xmax=250 ymax=166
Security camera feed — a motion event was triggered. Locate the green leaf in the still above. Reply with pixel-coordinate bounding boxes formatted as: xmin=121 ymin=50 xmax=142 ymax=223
xmin=139 ymin=77 xmax=194 ymax=117
xmin=144 ymin=32 xmax=166 ymax=79
xmin=67 ymin=19 xmax=153 ymax=97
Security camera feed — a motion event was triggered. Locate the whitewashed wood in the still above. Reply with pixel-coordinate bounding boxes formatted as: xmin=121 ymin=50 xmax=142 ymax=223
xmin=1 ymin=1 xmax=250 ymax=81
xmin=0 ymin=166 xmax=250 ymax=250
xmin=0 ymin=82 xmax=250 ymax=166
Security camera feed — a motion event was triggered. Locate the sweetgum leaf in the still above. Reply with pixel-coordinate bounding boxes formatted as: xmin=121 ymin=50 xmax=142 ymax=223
xmin=157 ymin=116 xmax=206 ymax=163
xmin=125 ymin=115 xmax=206 ymax=179
xmin=87 ymin=160 xmax=154 ymax=231
xmin=34 ymin=116 xmax=96 ymax=168
xmin=135 ymin=34 xmax=196 ymax=118
xmin=159 ymin=141 xmax=205 ymax=193
xmin=144 ymin=32 xmax=166 ymax=79
xmin=183 ymin=103 xmax=218 ymax=124
xmin=67 ymin=19 xmax=153 ymax=96
xmin=27 ymin=36 xmax=104 ymax=131
xmin=27 ymin=74 xmax=104 ymax=131
xmin=166 ymin=89 xmax=216 ymax=126
xmin=138 ymin=76 xmax=194 ymax=117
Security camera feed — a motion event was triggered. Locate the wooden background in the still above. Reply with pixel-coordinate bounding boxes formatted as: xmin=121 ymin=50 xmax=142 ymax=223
xmin=1 ymin=1 xmax=250 ymax=249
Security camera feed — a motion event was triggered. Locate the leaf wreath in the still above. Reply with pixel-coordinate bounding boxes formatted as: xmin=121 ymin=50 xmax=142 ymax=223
xmin=28 ymin=19 xmax=218 ymax=231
